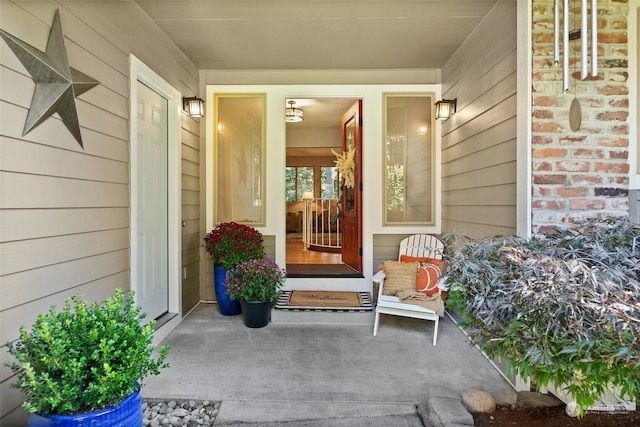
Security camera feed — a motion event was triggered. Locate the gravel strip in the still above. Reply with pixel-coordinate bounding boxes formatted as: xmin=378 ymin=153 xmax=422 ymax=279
xmin=143 ymin=399 xmax=220 ymax=426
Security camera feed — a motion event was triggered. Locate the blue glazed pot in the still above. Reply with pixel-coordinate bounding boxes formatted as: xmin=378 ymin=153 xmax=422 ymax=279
xmin=27 ymin=386 xmax=142 ymax=427
xmin=214 ymin=264 xmax=242 ymax=316
xmin=239 ymin=300 xmax=272 ymax=328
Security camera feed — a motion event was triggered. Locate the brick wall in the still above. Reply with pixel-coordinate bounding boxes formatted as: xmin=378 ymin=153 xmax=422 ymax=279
xmin=531 ymin=0 xmax=630 ymax=234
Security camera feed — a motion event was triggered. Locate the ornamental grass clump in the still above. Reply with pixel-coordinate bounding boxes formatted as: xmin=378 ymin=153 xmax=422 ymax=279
xmin=5 ymin=289 xmax=170 ymax=415
xmin=443 ymin=217 xmax=639 ymax=417
xmin=203 ymin=222 xmax=265 ymax=269
xmin=225 ymin=257 xmax=287 ymax=302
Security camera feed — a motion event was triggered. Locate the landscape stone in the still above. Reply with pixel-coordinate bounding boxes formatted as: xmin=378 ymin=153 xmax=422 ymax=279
xmin=461 ymin=387 xmax=496 ymax=413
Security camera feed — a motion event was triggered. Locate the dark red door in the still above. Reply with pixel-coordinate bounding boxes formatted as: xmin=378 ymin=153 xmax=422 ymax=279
xmin=340 ymin=101 xmax=362 ymax=272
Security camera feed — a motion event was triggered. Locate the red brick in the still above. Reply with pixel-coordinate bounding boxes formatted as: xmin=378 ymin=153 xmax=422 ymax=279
xmin=610 ymin=124 xmax=629 ymax=134
xmin=597 ymin=84 xmax=629 ymax=95
xmin=598 ymin=33 xmax=628 ymax=44
xmin=532 ymin=109 xmax=554 ymax=119
xmin=556 ymin=161 xmax=591 ymax=172
xmin=572 ymin=149 xmax=605 ymax=159
xmin=609 ymin=176 xmax=630 ymax=185
xmin=532 ymin=200 xmax=566 ymax=210
xmin=570 ymin=199 xmax=606 ymax=210
xmin=609 ymin=71 xmax=629 ymax=82
xmin=532 ymin=96 xmax=565 ymax=107
xmin=533 ymin=187 xmax=552 ymax=197
xmin=609 ymin=99 xmax=629 ymax=108
xmin=609 ymin=150 xmax=629 ymax=159
xmin=532 ymin=122 xmax=565 ymax=133
xmin=597 ymin=136 xmax=628 ymax=147
xmin=559 ymin=135 xmax=588 ymax=145
xmin=596 ymin=111 xmax=628 ymax=121
xmin=536 ymin=225 xmax=559 ymax=235
xmin=533 ymin=33 xmax=554 ymax=43
xmin=595 ymin=162 xmax=630 ymax=173
xmin=611 ymin=20 xmax=628 ymax=30
xmin=556 ymin=188 xmax=589 ymax=197
xmin=532 ymin=135 xmax=554 ymax=145
xmin=578 ymin=97 xmax=605 ymax=108
xmin=573 ymin=174 xmax=604 ymax=185
xmin=533 ymin=174 xmax=568 ymax=185
xmin=533 ymin=161 xmax=553 ymax=171
xmin=532 ymin=148 xmax=567 ymax=158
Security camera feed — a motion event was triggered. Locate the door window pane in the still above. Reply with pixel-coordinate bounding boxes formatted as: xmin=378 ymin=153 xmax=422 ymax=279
xmin=384 ymin=94 xmax=434 ymax=225
xmin=321 ymin=167 xmax=340 ymax=199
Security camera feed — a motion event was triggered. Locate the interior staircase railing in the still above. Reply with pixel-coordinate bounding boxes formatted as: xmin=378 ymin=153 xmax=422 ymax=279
xmin=302 ymin=197 xmax=341 ymax=250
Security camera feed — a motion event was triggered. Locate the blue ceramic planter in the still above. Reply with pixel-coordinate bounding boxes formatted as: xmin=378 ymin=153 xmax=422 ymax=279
xmin=214 ymin=264 xmax=242 ymax=316
xmin=27 ymin=386 xmax=142 ymax=427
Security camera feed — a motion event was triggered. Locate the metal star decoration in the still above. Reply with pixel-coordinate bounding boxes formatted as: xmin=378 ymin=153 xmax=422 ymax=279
xmin=0 ymin=9 xmax=99 ymax=148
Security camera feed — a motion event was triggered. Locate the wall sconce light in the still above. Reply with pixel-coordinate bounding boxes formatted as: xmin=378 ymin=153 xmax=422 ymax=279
xmin=183 ymin=97 xmax=205 ymax=118
xmin=417 ymin=124 xmax=428 ymax=135
xmin=435 ymin=99 xmax=457 ymax=120
xmin=285 ymin=100 xmax=304 ymax=122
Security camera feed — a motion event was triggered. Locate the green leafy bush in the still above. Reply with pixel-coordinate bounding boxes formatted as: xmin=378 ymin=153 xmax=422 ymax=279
xmin=443 ymin=217 xmax=639 ymax=417
xmin=5 ymin=289 xmax=170 ymax=415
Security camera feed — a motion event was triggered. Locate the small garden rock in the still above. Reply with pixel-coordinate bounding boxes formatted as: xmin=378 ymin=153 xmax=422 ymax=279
xmin=461 ymin=387 xmax=496 ymax=413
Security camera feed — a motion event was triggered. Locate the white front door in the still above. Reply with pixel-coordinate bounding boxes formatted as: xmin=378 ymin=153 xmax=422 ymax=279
xmin=136 ymin=80 xmax=169 ymax=320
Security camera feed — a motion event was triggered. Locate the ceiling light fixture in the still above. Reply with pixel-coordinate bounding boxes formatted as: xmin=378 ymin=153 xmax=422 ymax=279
xmin=435 ymin=99 xmax=457 ymax=120
xmin=285 ymin=100 xmax=304 ymax=122
xmin=183 ymin=96 xmax=205 ymax=118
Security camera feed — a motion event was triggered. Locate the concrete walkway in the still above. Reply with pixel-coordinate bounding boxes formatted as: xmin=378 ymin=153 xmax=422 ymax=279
xmin=142 ymin=303 xmax=516 ymax=426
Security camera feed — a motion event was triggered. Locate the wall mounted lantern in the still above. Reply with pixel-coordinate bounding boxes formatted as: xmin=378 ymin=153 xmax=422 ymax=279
xmin=285 ymin=100 xmax=304 ymax=122
xmin=183 ymin=97 xmax=205 ymax=117
xmin=435 ymin=99 xmax=456 ymax=120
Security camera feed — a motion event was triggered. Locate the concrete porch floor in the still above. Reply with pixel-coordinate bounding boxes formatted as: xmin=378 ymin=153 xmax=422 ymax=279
xmin=142 ymin=303 xmax=517 ymax=425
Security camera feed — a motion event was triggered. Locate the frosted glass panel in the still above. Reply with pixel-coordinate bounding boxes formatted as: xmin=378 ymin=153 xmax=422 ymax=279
xmin=214 ymin=94 xmax=266 ymax=225
xmin=384 ymin=94 xmax=434 ymax=225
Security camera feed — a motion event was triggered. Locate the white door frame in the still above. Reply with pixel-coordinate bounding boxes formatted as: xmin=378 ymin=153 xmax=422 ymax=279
xmin=130 ymin=55 xmax=182 ymax=337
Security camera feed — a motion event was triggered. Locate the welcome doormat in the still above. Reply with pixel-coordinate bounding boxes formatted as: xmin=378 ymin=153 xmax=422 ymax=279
xmin=275 ymin=291 xmax=372 ymax=311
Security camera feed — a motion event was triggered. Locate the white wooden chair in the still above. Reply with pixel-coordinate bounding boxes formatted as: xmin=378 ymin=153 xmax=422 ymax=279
xmin=372 ymin=234 xmax=445 ymax=346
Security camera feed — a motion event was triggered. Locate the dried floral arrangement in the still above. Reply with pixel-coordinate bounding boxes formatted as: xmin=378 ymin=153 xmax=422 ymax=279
xmin=332 ymin=145 xmax=356 ymax=188
xmin=443 ymin=217 xmax=639 ymax=417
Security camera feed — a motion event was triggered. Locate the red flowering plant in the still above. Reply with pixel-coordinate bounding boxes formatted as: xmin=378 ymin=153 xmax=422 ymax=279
xmin=225 ymin=258 xmax=287 ymax=302
xmin=203 ymin=222 xmax=265 ymax=269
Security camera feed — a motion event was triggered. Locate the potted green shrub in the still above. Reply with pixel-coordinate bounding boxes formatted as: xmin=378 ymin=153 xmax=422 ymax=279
xmin=204 ymin=222 xmax=265 ymax=315
xmin=225 ymin=257 xmax=287 ymax=328
xmin=5 ymin=289 xmax=170 ymax=426
xmin=443 ymin=217 xmax=639 ymax=418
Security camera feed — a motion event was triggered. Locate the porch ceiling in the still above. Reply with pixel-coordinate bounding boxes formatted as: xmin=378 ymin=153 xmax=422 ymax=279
xmin=134 ymin=0 xmax=501 ymax=70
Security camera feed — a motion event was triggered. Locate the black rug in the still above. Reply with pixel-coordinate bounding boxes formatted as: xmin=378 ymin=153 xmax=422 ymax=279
xmin=286 ymin=263 xmax=363 ymax=278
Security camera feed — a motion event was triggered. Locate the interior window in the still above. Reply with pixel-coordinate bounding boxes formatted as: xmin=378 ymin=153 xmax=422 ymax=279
xmin=285 ymin=166 xmax=314 ymax=201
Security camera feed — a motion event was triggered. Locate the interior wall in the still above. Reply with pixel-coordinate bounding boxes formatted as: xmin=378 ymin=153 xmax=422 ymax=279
xmin=0 ymin=1 xmax=199 ymax=423
xmin=439 ymin=0 xmax=518 ymax=239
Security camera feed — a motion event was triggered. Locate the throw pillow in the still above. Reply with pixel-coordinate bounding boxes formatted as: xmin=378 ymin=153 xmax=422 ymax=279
xmin=400 ymin=255 xmax=428 ymax=263
xmin=378 ymin=260 xmax=419 ymax=296
xmin=416 ymin=258 xmax=447 ymax=297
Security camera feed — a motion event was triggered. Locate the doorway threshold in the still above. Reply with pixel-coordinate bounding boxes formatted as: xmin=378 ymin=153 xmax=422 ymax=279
xmin=286 ymin=263 xmax=363 ymax=278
